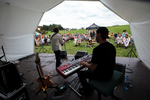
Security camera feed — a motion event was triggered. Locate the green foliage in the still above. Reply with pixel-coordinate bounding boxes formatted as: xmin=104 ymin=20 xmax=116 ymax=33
xmin=36 ymin=24 xmax=64 ymax=34
xmin=40 ymin=30 xmax=48 ymax=35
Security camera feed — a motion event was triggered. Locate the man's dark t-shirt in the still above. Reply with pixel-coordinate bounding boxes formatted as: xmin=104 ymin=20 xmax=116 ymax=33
xmin=91 ymin=42 xmax=116 ymax=80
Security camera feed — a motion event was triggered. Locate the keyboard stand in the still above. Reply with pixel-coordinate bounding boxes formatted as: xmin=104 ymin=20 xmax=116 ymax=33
xmin=68 ymin=76 xmax=82 ymax=98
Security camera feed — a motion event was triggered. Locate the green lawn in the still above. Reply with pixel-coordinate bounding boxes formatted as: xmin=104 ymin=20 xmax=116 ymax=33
xmin=107 ymin=25 xmax=131 ymax=35
xmin=35 ymin=38 xmax=137 ymax=58
xmin=46 ymin=29 xmax=88 ymax=36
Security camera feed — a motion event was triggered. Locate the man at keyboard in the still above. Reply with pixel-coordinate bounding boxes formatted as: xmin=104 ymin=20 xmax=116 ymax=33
xmin=78 ymin=27 xmax=116 ymax=94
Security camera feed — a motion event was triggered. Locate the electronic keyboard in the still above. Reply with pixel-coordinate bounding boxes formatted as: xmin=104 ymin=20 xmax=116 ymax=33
xmin=56 ymin=54 xmax=92 ymax=78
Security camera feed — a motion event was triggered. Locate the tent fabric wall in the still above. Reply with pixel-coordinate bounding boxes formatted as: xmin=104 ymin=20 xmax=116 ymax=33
xmin=130 ymin=22 xmax=150 ymax=68
xmin=0 ymin=34 xmax=34 ymax=61
xmin=0 ymin=0 xmax=64 ymax=61
xmin=0 ymin=3 xmax=42 ymax=61
xmin=100 ymin=0 xmax=150 ymax=68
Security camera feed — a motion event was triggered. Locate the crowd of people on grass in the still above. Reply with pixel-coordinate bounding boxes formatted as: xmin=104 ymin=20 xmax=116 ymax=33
xmin=34 ymin=31 xmax=97 ymax=48
xmin=34 ymin=29 xmax=134 ymax=49
xmin=34 ymin=34 xmax=51 ymax=48
xmin=111 ymin=30 xmax=134 ymax=48
xmin=71 ymin=32 xmax=96 ymax=47
xmin=60 ymin=31 xmax=97 ymax=48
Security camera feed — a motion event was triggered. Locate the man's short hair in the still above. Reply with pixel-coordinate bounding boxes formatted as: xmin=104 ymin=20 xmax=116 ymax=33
xmin=53 ymin=27 xmax=59 ymax=33
xmin=96 ymin=27 xmax=109 ymax=39
xmin=123 ymin=30 xmax=126 ymax=32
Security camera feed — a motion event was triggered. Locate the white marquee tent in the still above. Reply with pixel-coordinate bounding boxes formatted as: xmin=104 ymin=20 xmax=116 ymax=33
xmin=0 ymin=0 xmax=150 ymax=69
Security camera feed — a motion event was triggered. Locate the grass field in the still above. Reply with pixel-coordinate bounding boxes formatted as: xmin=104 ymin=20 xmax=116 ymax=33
xmin=35 ymin=25 xmax=137 ymax=58
xmin=107 ymin=25 xmax=131 ymax=35
xmin=35 ymin=38 xmax=137 ymax=58
xmin=47 ymin=29 xmax=88 ymax=36
xmin=45 ymin=25 xmax=131 ymax=36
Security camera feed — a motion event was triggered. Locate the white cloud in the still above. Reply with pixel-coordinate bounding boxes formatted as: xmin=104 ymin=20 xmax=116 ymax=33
xmin=39 ymin=1 xmax=129 ymax=29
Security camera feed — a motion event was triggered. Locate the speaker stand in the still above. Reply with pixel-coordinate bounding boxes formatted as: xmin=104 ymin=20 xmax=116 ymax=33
xmin=126 ymin=43 xmax=137 ymax=58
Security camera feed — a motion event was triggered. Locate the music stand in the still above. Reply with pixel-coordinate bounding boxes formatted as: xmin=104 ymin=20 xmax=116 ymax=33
xmin=126 ymin=43 xmax=137 ymax=58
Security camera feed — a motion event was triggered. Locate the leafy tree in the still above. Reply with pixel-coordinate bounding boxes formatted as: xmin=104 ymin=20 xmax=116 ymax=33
xmin=37 ymin=24 xmax=64 ymax=33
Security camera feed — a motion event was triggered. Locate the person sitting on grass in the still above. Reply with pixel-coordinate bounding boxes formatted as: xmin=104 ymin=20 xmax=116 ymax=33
xmin=74 ymin=36 xmax=78 ymax=47
xmin=47 ymin=37 xmax=50 ymax=44
xmin=114 ymin=32 xmax=118 ymax=40
xmin=80 ymin=34 xmax=84 ymax=41
xmin=122 ymin=30 xmax=128 ymax=38
xmin=116 ymin=33 xmax=123 ymax=47
xmin=84 ymin=40 xmax=93 ymax=48
xmin=70 ymin=34 xmax=74 ymax=40
xmin=88 ymin=40 xmax=93 ymax=48
xmin=84 ymin=34 xmax=88 ymax=41
xmin=111 ymin=32 xmax=114 ymax=37
xmin=41 ymin=37 xmax=44 ymax=45
xmin=123 ymin=33 xmax=130 ymax=48
xmin=77 ymin=36 xmax=81 ymax=46
xmin=92 ymin=38 xmax=97 ymax=43
xmin=130 ymin=34 xmax=134 ymax=44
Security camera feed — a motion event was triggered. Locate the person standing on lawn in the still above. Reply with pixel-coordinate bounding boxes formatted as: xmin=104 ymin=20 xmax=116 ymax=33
xmin=51 ymin=27 xmax=64 ymax=68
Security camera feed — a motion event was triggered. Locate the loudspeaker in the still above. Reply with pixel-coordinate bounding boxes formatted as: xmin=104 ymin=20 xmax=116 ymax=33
xmin=60 ymin=50 xmax=67 ymax=59
xmin=0 ymin=63 xmax=23 ymax=94
xmin=0 ymin=63 xmax=30 ymax=100
xmin=75 ymin=51 xmax=88 ymax=60
xmin=0 ymin=83 xmax=30 ymax=100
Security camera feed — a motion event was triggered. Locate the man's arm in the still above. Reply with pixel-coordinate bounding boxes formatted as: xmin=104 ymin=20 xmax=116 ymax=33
xmin=80 ymin=61 xmax=97 ymax=70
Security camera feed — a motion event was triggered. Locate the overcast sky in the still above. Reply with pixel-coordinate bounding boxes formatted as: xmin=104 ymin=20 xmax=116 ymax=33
xmin=39 ymin=1 xmax=129 ymax=29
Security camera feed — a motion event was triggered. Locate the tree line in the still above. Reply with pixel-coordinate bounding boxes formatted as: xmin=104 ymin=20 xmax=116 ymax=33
xmin=36 ymin=24 xmax=64 ymax=34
